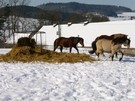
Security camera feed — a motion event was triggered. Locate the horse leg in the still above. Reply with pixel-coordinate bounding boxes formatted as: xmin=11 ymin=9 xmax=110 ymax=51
xmin=110 ymin=51 xmax=119 ymax=61
xmin=115 ymin=52 xmax=118 ymax=58
xmin=60 ymin=46 xmax=63 ymax=52
xmin=97 ymin=53 xmax=100 ymax=60
xmin=70 ymin=47 xmax=72 ymax=53
xmin=54 ymin=45 xmax=58 ymax=51
xmin=95 ymin=48 xmax=103 ymax=60
xmin=109 ymin=51 xmax=115 ymax=61
xmin=102 ymin=53 xmax=105 ymax=57
xmin=95 ymin=51 xmax=100 ymax=60
xmin=101 ymin=51 xmax=105 ymax=57
xmin=74 ymin=46 xmax=79 ymax=53
xmin=118 ymin=50 xmax=124 ymax=61
xmin=111 ymin=55 xmax=114 ymax=61
xmin=109 ymin=54 xmax=114 ymax=61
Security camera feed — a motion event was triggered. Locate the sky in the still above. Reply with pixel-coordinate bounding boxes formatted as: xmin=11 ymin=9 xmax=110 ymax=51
xmin=29 ymin=0 xmax=135 ymax=10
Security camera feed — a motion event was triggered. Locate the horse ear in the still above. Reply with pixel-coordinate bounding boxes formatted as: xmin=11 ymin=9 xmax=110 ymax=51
xmin=124 ymin=35 xmax=128 ymax=39
xmin=127 ymin=36 xmax=130 ymax=39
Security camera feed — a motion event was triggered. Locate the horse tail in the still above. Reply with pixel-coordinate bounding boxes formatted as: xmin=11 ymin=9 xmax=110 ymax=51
xmin=89 ymin=41 xmax=97 ymax=54
xmin=53 ymin=39 xmax=58 ymax=51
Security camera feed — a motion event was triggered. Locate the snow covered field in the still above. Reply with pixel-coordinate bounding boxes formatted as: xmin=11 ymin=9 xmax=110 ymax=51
xmin=0 ymin=48 xmax=135 ymax=101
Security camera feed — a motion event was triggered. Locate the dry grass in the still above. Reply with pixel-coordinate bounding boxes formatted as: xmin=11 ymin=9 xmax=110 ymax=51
xmin=0 ymin=46 xmax=96 ymax=63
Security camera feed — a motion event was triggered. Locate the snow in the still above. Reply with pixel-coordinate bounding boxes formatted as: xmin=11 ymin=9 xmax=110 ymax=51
xmin=6 ymin=20 xmax=135 ymax=48
xmin=0 ymin=48 xmax=135 ymax=101
xmin=2 ymin=20 xmax=135 ymax=100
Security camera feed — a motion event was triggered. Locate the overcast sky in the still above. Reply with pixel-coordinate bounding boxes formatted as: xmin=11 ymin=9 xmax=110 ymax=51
xmin=29 ymin=0 xmax=135 ymax=10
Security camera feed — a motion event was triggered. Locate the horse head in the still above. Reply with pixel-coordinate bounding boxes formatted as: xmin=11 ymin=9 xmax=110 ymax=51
xmin=123 ymin=38 xmax=131 ymax=48
xmin=78 ymin=37 xmax=84 ymax=47
xmin=112 ymin=37 xmax=131 ymax=49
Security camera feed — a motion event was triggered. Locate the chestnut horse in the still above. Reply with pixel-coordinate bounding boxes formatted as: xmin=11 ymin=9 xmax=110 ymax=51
xmin=54 ymin=37 xmax=84 ymax=53
xmin=95 ymin=37 xmax=130 ymax=61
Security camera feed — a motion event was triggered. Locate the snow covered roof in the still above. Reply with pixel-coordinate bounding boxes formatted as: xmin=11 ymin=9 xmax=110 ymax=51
xmin=117 ymin=12 xmax=135 ymax=17
xmin=6 ymin=20 xmax=135 ymax=48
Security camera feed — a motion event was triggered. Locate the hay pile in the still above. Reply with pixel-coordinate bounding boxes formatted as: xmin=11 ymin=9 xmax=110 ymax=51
xmin=0 ymin=46 xmax=95 ymax=63
xmin=0 ymin=37 xmax=95 ymax=63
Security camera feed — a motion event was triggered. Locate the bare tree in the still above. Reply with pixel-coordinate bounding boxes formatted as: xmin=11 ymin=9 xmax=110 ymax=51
xmin=0 ymin=0 xmax=6 ymax=7
xmin=19 ymin=0 xmax=30 ymax=5
xmin=0 ymin=0 xmax=8 ymax=43
xmin=0 ymin=0 xmax=31 ymax=46
xmin=6 ymin=0 xmax=31 ymax=44
xmin=8 ymin=0 xmax=30 ymax=6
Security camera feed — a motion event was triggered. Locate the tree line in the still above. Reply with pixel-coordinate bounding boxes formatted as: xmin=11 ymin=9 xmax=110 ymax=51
xmin=0 ymin=0 xmax=109 ymax=45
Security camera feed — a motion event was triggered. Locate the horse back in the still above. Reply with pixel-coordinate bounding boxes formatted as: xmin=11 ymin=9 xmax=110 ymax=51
xmin=95 ymin=33 xmax=127 ymax=42
xmin=95 ymin=35 xmax=114 ymax=42
xmin=54 ymin=37 xmax=71 ymax=47
xmin=69 ymin=37 xmax=79 ymax=45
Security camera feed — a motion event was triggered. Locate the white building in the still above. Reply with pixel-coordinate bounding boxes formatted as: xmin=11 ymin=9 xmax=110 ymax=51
xmin=117 ymin=12 xmax=135 ymax=20
xmin=6 ymin=20 xmax=135 ymax=48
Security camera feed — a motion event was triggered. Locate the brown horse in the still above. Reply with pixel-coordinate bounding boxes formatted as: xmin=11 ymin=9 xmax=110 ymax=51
xmin=89 ymin=33 xmax=128 ymax=57
xmin=54 ymin=37 xmax=84 ymax=53
xmin=95 ymin=37 xmax=130 ymax=61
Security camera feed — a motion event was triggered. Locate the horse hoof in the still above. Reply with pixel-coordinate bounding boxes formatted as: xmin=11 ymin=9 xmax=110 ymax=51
xmin=119 ymin=58 xmax=122 ymax=61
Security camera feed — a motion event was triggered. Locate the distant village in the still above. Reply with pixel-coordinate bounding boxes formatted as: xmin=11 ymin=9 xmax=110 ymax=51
xmin=111 ymin=12 xmax=135 ymax=21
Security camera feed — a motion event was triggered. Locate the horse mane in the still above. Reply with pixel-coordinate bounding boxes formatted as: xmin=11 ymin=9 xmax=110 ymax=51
xmin=112 ymin=37 xmax=127 ymax=45
xmin=127 ymin=38 xmax=131 ymax=45
xmin=69 ymin=37 xmax=84 ymax=41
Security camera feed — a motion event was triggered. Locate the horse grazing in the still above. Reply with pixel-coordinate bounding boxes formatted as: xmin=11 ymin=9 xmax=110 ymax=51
xmin=89 ymin=33 xmax=128 ymax=57
xmin=95 ymin=37 xmax=130 ymax=61
xmin=17 ymin=37 xmax=36 ymax=48
xmin=54 ymin=37 xmax=84 ymax=53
